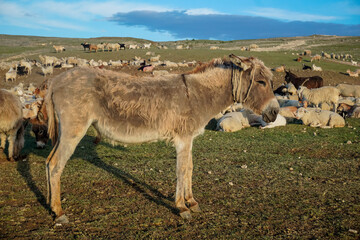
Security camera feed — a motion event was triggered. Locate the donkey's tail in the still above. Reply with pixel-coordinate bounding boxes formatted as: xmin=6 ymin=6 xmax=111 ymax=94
xmin=46 ymin=92 xmax=59 ymax=146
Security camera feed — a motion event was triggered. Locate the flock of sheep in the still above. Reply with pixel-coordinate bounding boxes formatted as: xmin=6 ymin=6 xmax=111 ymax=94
xmin=0 ymin=42 xmax=360 ymax=162
xmin=216 ymin=82 xmax=360 ymax=132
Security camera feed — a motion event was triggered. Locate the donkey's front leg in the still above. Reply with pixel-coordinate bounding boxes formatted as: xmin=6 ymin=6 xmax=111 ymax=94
xmin=174 ymin=136 xmax=199 ymax=219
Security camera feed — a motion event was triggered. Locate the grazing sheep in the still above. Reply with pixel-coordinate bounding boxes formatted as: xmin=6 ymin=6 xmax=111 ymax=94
xmin=295 ymin=107 xmax=345 ymax=128
xmin=19 ymin=60 xmax=32 ymax=75
xmin=0 ymin=89 xmax=25 ymax=161
xmin=347 ymin=69 xmax=359 ymax=77
xmin=128 ymin=44 xmax=138 ymax=49
xmin=41 ymin=66 xmax=53 ymax=77
xmin=210 ymin=46 xmax=219 ymax=50
xmin=53 ymin=45 xmax=65 ymax=53
xmin=337 ymin=103 xmax=360 ymax=118
xmin=272 ymin=65 xmax=285 ymax=72
xmin=176 ymin=45 xmax=183 ymax=50
xmin=150 ymin=55 xmax=161 ymax=62
xmin=143 ymin=43 xmax=151 ymax=49
xmin=97 ymin=43 xmax=105 ymax=52
xmin=311 ymin=55 xmax=321 ymax=62
xmin=312 ymin=64 xmax=322 ymax=71
xmin=336 ymin=84 xmax=360 ymax=98
xmin=298 ymin=86 xmax=340 ymax=111
xmin=39 ymin=55 xmax=59 ymax=66
xmin=5 ymin=67 xmax=17 ymax=82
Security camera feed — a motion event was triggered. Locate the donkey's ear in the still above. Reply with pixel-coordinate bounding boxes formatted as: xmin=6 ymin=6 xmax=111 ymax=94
xmin=229 ymin=54 xmax=251 ymax=71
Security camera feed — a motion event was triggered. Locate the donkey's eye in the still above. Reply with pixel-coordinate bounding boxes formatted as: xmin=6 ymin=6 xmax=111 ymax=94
xmin=257 ymin=81 xmax=266 ymax=86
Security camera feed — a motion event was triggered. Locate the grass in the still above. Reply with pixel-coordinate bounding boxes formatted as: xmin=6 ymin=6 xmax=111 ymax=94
xmin=0 ymin=120 xmax=359 ymax=239
xmin=0 ymin=34 xmax=360 ymax=239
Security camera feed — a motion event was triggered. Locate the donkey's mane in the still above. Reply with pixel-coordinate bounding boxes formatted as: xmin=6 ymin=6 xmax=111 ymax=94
xmin=186 ymin=58 xmax=231 ymax=74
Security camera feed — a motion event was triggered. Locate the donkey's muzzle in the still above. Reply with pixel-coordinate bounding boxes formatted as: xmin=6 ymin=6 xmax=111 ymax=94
xmin=262 ymin=99 xmax=280 ymax=123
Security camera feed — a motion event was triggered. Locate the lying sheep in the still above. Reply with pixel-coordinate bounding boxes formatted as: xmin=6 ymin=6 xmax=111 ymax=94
xmin=258 ymin=114 xmax=286 ymax=129
xmin=5 ymin=67 xmax=17 ymax=82
xmin=0 ymin=89 xmax=25 ymax=161
xmin=216 ymin=110 xmax=259 ymax=132
xmin=312 ymin=64 xmax=322 ymax=71
xmin=295 ymin=107 xmax=345 ymax=128
xmin=337 ymin=103 xmax=360 ymax=118
xmin=336 ymin=84 xmax=360 ymax=98
xmin=347 ymin=69 xmax=359 ymax=77
xmin=298 ymin=86 xmax=340 ymax=111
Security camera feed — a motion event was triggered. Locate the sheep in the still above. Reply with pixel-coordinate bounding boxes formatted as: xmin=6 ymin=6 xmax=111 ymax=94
xmin=143 ymin=43 xmax=151 ymax=49
xmin=19 ymin=60 xmax=32 ymax=75
xmin=0 ymin=89 xmax=25 ymax=161
xmin=312 ymin=64 xmax=322 ymax=71
xmin=39 ymin=55 xmax=59 ymax=66
xmin=295 ymin=107 xmax=345 ymax=128
xmin=336 ymin=84 xmax=360 ymax=98
xmin=337 ymin=103 xmax=360 ymax=118
xmin=258 ymin=114 xmax=287 ymax=129
xmin=5 ymin=67 xmax=17 ymax=82
xmin=89 ymin=44 xmax=98 ymax=52
xmin=150 ymin=55 xmax=161 ymax=62
xmin=210 ymin=46 xmax=219 ymax=50
xmin=53 ymin=45 xmax=65 ymax=53
xmin=41 ymin=66 xmax=53 ymax=77
xmin=298 ymin=86 xmax=340 ymax=111
xmin=128 ymin=44 xmax=139 ymax=49
xmin=272 ymin=65 xmax=285 ymax=72
xmin=216 ymin=110 xmax=258 ymax=132
xmin=152 ymin=70 xmax=169 ymax=77
xmin=109 ymin=60 xmax=123 ymax=67
xmin=279 ymin=106 xmax=299 ymax=123
xmin=176 ymin=45 xmax=183 ymax=50
xmin=347 ymin=69 xmax=359 ymax=77
xmin=96 ymin=43 xmax=105 ymax=52
xmin=311 ymin=55 xmax=321 ymax=62
xmin=351 ymin=60 xmax=358 ymax=66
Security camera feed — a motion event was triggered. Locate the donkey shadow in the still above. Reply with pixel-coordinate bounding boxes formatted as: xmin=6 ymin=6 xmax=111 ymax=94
xmin=16 ymin=126 xmax=178 ymax=217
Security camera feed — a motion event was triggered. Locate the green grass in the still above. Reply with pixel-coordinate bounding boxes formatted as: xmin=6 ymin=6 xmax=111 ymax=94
xmin=0 ymin=120 xmax=359 ymax=239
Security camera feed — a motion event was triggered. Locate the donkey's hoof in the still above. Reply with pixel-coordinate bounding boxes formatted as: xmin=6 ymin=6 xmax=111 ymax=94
xmin=180 ymin=210 xmax=192 ymax=220
xmin=190 ymin=203 xmax=201 ymax=213
xmin=55 ymin=214 xmax=69 ymax=224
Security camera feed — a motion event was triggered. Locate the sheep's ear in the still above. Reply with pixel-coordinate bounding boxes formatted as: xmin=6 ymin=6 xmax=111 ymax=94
xmin=229 ymin=54 xmax=251 ymax=71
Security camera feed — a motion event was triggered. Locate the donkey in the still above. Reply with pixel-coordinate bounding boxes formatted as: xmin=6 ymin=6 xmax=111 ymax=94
xmin=284 ymin=70 xmax=323 ymax=89
xmin=44 ymin=54 xmax=279 ymax=223
xmin=0 ymin=89 xmax=25 ymax=161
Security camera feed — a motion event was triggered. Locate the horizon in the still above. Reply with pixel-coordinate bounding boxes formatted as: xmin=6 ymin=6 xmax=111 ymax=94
xmin=0 ymin=0 xmax=359 ymax=41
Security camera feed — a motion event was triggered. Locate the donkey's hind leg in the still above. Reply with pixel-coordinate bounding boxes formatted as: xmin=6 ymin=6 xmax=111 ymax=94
xmin=46 ymin=121 xmax=91 ymax=224
xmin=174 ymin=135 xmax=199 ymax=219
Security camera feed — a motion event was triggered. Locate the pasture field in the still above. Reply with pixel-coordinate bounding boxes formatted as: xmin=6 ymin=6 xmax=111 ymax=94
xmin=0 ymin=34 xmax=360 ymax=239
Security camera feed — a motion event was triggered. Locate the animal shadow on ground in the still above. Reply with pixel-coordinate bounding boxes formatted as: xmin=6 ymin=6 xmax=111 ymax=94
xmin=16 ymin=127 xmax=178 ymax=218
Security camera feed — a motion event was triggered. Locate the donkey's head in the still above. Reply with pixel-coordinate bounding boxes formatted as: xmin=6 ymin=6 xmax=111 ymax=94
xmin=229 ymin=54 xmax=279 ymax=123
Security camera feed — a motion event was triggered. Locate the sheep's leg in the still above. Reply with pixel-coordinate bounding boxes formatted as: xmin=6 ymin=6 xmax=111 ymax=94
xmin=47 ymin=121 xmax=91 ymax=224
xmin=7 ymin=132 xmax=16 ymax=161
xmin=0 ymin=133 xmax=6 ymax=149
xmin=174 ymin=135 xmax=197 ymax=219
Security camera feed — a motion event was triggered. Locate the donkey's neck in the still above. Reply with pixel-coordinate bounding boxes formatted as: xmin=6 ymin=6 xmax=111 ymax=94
xmin=187 ymin=67 xmax=234 ymax=120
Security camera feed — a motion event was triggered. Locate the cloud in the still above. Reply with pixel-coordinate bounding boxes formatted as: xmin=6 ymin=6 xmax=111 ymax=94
xmin=246 ymin=8 xmax=338 ymax=22
xmin=109 ymin=10 xmax=360 ymax=40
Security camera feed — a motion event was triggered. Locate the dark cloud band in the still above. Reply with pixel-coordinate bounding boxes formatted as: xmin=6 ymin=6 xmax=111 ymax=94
xmin=109 ymin=10 xmax=360 ymax=40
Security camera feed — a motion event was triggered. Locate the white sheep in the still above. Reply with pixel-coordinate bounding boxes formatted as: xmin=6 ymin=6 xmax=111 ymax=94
xmin=5 ymin=67 xmax=17 ymax=82
xmin=41 ymin=66 xmax=53 ymax=77
xmin=336 ymin=84 xmax=360 ymax=98
xmin=19 ymin=60 xmax=32 ymax=75
xmin=351 ymin=60 xmax=358 ymax=66
xmin=259 ymin=114 xmax=287 ymax=129
xmin=298 ymin=86 xmax=340 ymax=111
xmin=295 ymin=107 xmax=345 ymax=128
xmin=150 ymin=55 xmax=161 ymax=62
xmin=312 ymin=64 xmax=322 ymax=71
xmin=216 ymin=110 xmax=259 ymax=132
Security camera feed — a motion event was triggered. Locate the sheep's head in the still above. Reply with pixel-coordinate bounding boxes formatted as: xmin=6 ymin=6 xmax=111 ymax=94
xmin=295 ymin=107 xmax=308 ymax=119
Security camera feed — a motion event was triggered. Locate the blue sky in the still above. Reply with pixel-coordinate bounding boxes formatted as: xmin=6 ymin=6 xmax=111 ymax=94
xmin=0 ymin=0 xmax=359 ymax=41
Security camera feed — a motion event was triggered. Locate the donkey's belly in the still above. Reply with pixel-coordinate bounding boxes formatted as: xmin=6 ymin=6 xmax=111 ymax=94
xmin=95 ymin=120 xmax=164 ymax=144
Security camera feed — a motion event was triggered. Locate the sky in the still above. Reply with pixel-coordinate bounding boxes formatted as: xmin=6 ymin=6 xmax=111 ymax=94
xmin=0 ymin=0 xmax=359 ymax=41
